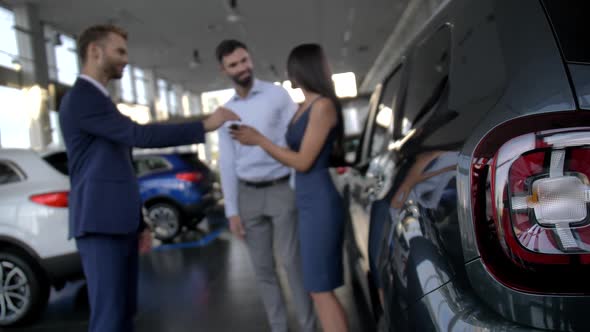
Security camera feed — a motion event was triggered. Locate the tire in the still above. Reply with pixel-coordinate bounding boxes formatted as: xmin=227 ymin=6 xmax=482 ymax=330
xmin=147 ymin=203 xmax=181 ymax=242
xmin=0 ymin=252 xmax=50 ymax=327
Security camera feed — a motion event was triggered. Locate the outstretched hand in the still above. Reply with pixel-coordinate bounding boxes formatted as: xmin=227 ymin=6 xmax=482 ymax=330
xmin=230 ymin=125 xmax=264 ymax=145
xmin=203 ymin=107 xmax=240 ymax=132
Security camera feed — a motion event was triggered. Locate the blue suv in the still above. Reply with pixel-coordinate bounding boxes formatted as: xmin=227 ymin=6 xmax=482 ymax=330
xmin=133 ymin=152 xmax=218 ymax=242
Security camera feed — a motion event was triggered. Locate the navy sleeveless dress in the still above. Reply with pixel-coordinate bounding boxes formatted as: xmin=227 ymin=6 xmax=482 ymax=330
xmin=286 ymin=99 xmax=344 ymax=292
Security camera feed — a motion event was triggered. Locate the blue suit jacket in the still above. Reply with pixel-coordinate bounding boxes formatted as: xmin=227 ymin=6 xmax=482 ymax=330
xmin=59 ymin=78 xmax=206 ymax=238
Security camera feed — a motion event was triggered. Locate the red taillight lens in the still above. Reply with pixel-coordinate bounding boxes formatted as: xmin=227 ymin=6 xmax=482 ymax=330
xmin=176 ymin=172 xmax=203 ymax=183
xmin=472 ymin=117 xmax=590 ymax=294
xmin=30 ymin=191 xmax=69 ymax=208
xmin=336 ymin=167 xmax=349 ymax=175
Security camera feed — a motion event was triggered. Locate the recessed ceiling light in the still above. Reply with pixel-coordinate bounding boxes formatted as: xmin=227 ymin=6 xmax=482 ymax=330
xmin=226 ymin=0 xmax=241 ymax=23
xmin=226 ymin=10 xmax=241 ymax=23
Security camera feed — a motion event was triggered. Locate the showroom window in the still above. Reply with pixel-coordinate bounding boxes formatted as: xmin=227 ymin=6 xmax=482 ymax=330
xmin=53 ymin=33 xmax=79 ymax=86
xmin=134 ymin=67 xmax=148 ymax=105
xmin=0 ymin=85 xmax=30 ymax=148
xmin=168 ymin=88 xmax=179 ymax=115
xmin=157 ymin=79 xmax=168 ymax=113
xmin=0 ymin=6 xmax=19 ymax=71
xmin=121 ymin=66 xmax=134 ymax=103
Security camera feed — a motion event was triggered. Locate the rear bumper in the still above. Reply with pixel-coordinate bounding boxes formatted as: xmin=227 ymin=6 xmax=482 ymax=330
xmin=41 ymin=252 xmax=84 ymax=285
xmin=408 ymin=280 xmax=544 ymax=332
xmin=465 ymin=258 xmax=590 ymax=331
xmin=181 ymin=191 xmax=219 ymax=217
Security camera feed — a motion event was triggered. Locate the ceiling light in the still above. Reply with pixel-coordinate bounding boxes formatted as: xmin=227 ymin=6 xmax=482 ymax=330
xmin=190 ymin=49 xmax=201 ymax=68
xmin=226 ymin=10 xmax=241 ymax=23
xmin=226 ymin=0 xmax=242 ymax=23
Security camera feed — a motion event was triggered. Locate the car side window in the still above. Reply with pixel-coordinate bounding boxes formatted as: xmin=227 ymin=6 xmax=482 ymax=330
xmin=132 ymin=159 xmax=146 ymax=176
xmin=0 ymin=162 xmax=22 ymax=185
xmin=134 ymin=157 xmax=170 ymax=177
xmin=401 ymin=26 xmax=451 ymax=136
xmin=369 ymin=67 xmax=403 ymax=158
xmin=43 ymin=152 xmax=69 ymax=175
xmin=145 ymin=157 xmax=169 ymax=171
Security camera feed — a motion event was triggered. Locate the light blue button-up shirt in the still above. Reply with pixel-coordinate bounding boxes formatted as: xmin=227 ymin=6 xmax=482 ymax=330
xmin=218 ymin=79 xmax=297 ymax=217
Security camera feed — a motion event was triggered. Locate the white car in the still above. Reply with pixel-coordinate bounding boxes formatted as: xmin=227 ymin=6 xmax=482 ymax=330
xmin=0 ymin=149 xmax=81 ymax=326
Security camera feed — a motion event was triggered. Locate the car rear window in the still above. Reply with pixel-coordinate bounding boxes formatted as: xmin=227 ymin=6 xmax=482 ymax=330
xmin=178 ymin=153 xmax=208 ymax=171
xmin=542 ymin=0 xmax=590 ymax=64
xmin=43 ymin=152 xmax=69 ymax=175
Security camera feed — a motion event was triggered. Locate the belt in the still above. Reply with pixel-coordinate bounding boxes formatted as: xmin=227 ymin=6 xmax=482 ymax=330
xmin=241 ymin=175 xmax=290 ymax=189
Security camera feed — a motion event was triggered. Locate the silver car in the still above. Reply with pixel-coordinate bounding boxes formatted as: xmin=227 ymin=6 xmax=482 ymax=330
xmin=0 ymin=149 xmax=82 ymax=326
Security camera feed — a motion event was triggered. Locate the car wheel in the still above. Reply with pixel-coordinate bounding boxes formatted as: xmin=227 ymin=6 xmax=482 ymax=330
xmin=147 ymin=203 xmax=181 ymax=242
xmin=0 ymin=252 xmax=49 ymax=327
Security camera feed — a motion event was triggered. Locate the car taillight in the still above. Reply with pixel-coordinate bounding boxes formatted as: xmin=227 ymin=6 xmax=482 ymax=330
xmin=336 ymin=166 xmax=349 ymax=175
xmin=30 ymin=191 xmax=69 ymax=208
xmin=471 ymin=113 xmax=590 ymax=294
xmin=176 ymin=172 xmax=203 ymax=183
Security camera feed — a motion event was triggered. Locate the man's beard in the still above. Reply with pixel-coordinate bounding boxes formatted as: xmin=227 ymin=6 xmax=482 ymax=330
xmin=231 ymin=70 xmax=253 ymax=87
xmin=104 ymin=61 xmax=123 ymax=80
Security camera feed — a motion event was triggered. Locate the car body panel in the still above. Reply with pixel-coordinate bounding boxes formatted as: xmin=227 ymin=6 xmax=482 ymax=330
xmin=342 ymin=0 xmax=589 ymax=330
xmin=568 ymin=64 xmax=590 ymax=110
xmin=0 ymin=150 xmax=75 ymax=260
xmin=134 ymin=153 xmax=217 ymax=224
xmin=0 ymin=149 xmax=80 ymax=285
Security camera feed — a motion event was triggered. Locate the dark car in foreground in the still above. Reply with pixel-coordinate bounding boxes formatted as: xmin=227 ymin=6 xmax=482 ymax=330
xmin=341 ymin=0 xmax=590 ymax=331
xmin=133 ymin=152 xmax=218 ymax=242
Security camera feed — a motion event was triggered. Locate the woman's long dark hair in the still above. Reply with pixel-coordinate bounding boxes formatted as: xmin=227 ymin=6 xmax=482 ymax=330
xmin=287 ymin=43 xmax=345 ymax=166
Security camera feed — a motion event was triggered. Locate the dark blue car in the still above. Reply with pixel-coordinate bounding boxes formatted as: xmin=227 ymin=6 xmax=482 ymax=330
xmin=133 ymin=152 xmax=218 ymax=242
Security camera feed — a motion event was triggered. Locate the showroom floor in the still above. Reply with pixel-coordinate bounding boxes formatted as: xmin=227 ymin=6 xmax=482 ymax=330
xmin=10 ymin=220 xmax=374 ymax=332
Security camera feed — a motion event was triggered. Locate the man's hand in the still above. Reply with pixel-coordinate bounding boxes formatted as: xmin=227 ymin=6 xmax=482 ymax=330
xmin=228 ymin=215 xmax=246 ymax=240
xmin=138 ymin=229 xmax=152 ymax=254
xmin=203 ymin=107 xmax=240 ymax=132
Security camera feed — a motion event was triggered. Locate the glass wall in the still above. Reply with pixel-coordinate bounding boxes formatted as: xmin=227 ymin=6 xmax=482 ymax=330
xmin=156 ymin=79 xmax=169 ymax=120
xmin=53 ymin=33 xmax=78 ymax=85
xmin=46 ymin=25 xmax=79 ymax=86
xmin=0 ymin=86 xmax=30 ymax=148
xmin=0 ymin=7 xmax=18 ymax=71
xmin=168 ymin=86 xmax=179 ymax=116
xmin=121 ymin=65 xmax=134 ymax=102
xmin=134 ymin=67 xmax=148 ymax=105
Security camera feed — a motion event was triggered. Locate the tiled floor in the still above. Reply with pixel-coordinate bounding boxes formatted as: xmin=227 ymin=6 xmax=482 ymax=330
xmin=9 ymin=225 xmax=375 ymax=332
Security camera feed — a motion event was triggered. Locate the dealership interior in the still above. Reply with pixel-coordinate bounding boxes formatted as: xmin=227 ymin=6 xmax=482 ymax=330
xmin=0 ymin=0 xmax=447 ymax=331
xmin=12 ymin=0 xmax=585 ymax=331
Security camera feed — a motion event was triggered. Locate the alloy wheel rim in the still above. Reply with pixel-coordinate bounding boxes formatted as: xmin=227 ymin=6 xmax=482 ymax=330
xmin=149 ymin=206 xmax=179 ymax=238
xmin=0 ymin=260 xmax=30 ymax=323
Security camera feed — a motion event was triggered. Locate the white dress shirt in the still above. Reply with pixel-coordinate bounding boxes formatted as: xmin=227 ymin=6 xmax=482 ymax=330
xmin=218 ymin=79 xmax=297 ymax=217
xmin=78 ymin=74 xmax=109 ymax=97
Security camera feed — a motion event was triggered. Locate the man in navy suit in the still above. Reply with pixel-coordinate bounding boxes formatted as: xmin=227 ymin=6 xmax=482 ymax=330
xmin=59 ymin=24 xmax=238 ymax=332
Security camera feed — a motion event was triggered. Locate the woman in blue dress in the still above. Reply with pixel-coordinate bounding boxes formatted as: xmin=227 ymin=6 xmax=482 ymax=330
xmin=231 ymin=43 xmax=348 ymax=332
